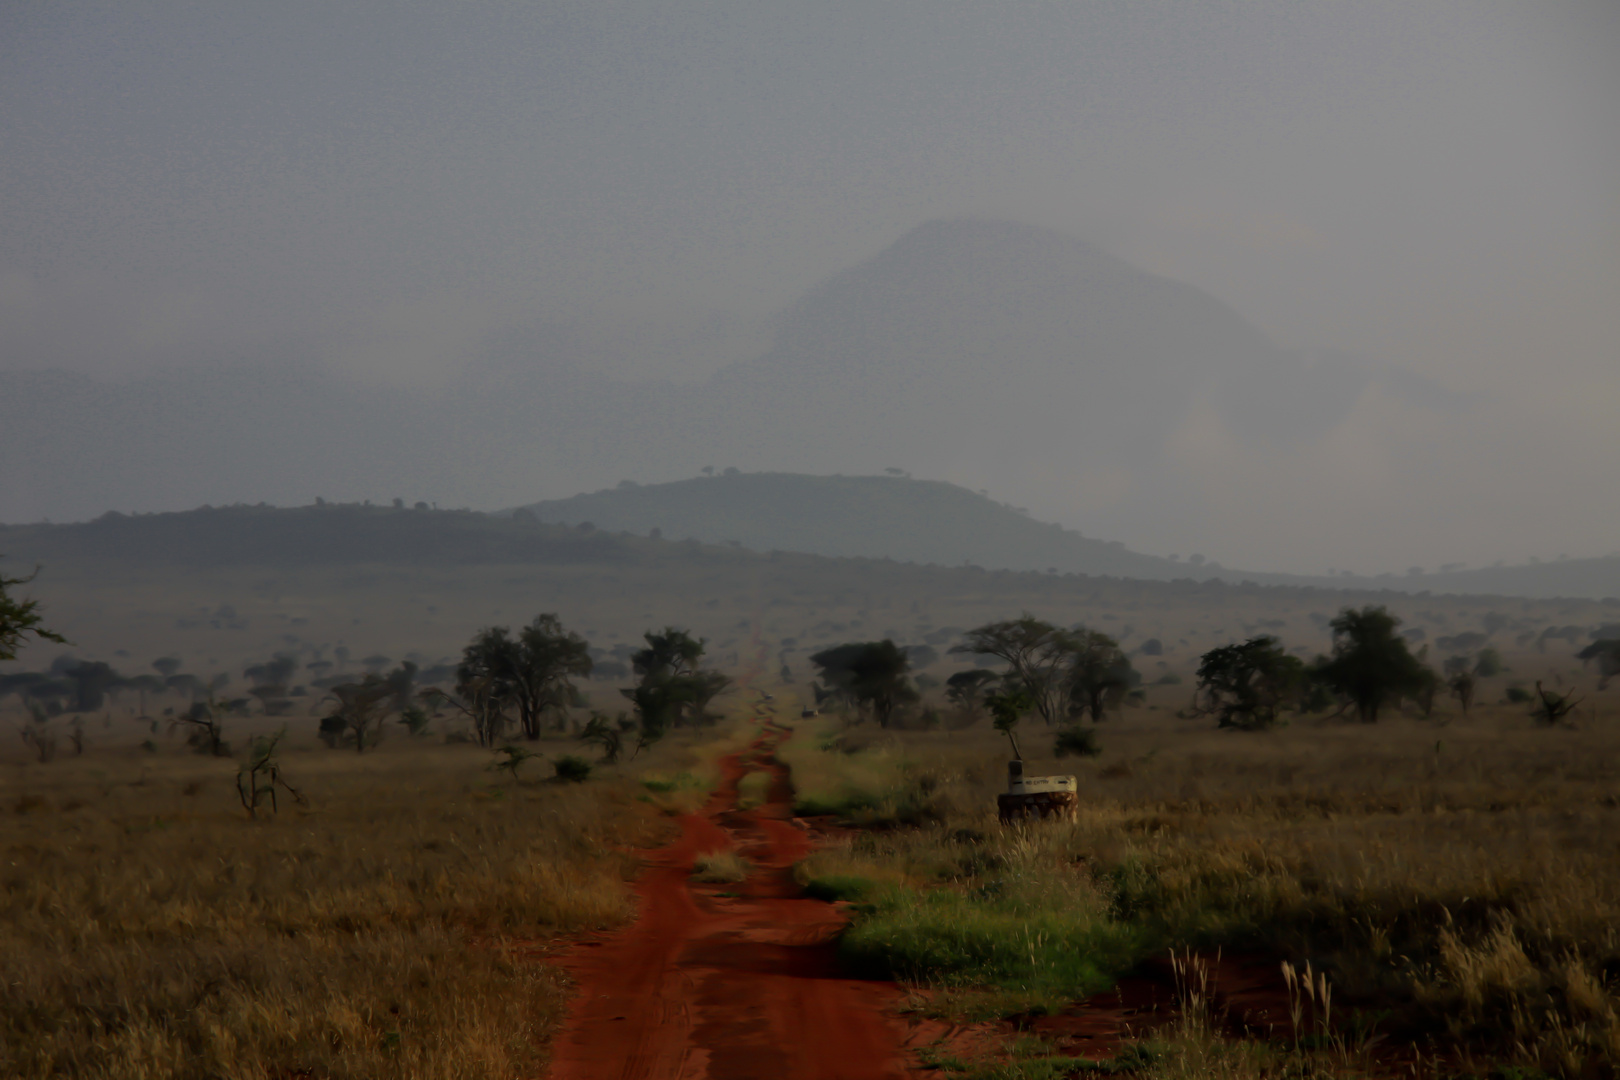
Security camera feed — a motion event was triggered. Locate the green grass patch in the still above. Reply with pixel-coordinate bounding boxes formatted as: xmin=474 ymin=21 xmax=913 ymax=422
xmin=736 ymin=769 xmax=772 ymax=809
xmin=777 ymin=722 xmax=906 ymax=816
xmin=838 ymin=882 xmax=1152 ymax=1010
xmin=639 ymin=770 xmax=701 ymax=793
xmin=801 ymin=874 xmax=876 ymax=903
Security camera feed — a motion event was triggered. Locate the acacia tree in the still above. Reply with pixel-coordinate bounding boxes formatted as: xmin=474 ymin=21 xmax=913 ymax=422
xmin=245 ymin=655 xmax=298 ymax=716
xmin=172 ymin=694 xmax=231 ymax=756
xmin=1577 ymin=640 xmax=1620 ymax=690
xmin=951 ymin=616 xmax=1077 ymax=726
xmin=0 ymin=560 xmax=66 ymax=661
xmin=1067 ymin=630 xmax=1137 ymax=722
xmin=59 ymin=660 xmax=119 ymax=713
xmin=1443 ymin=656 xmax=1476 ymax=715
xmin=1314 ymin=606 xmax=1430 ymax=723
xmin=451 ymin=630 xmax=518 ymax=745
xmin=320 ymin=675 xmax=394 ymax=752
xmin=453 ymin=617 xmax=593 ymax=743
xmin=809 ymin=640 xmax=919 ymax=728
xmin=1193 ymin=636 xmax=1305 ymax=730
xmin=514 ymin=615 xmax=593 ymax=736
xmin=622 ymin=627 xmax=727 ymax=750
xmin=945 ymin=668 xmax=999 ymax=720
xmin=1530 ymin=681 xmax=1581 ymax=727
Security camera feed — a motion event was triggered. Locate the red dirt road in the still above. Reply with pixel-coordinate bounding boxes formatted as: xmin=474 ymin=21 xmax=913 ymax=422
xmin=547 ymin=723 xmax=920 ymax=1080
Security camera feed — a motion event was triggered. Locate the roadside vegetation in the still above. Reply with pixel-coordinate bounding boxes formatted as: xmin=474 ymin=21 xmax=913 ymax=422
xmin=786 ymin=609 xmax=1620 ymax=1078
xmin=0 ymin=568 xmax=758 ymax=1079
xmin=6 ymin=548 xmax=1618 ymax=1078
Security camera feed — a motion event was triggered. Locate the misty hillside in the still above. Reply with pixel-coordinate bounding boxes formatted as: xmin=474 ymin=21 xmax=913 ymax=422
xmin=0 ymin=503 xmax=648 ymax=569
xmin=4 ymin=498 xmax=1615 ymax=608
xmin=516 ymin=472 xmax=1190 ymax=579
xmin=515 ymin=472 xmax=1620 ymax=600
xmin=0 ymin=219 xmax=1447 ymax=564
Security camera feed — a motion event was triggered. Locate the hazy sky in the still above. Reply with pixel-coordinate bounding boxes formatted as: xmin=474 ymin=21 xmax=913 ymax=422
xmin=2 ymin=2 xmax=1617 ymax=570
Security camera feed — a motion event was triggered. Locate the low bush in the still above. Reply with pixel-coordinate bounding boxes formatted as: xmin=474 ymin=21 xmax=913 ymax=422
xmin=552 ymin=755 xmax=592 ymax=782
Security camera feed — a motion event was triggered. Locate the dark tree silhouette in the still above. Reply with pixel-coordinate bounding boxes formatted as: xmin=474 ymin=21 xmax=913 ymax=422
xmin=1530 ymin=681 xmax=1581 ymax=727
xmin=514 ymin=615 xmax=594 ymax=737
xmin=809 ymin=640 xmax=918 ymax=728
xmin=951 ymin=616 xmax=1076 ymax=726
xmin=621 ymin=627 xmax=727 ymax=750
xmin=1443 ymin=656 xmax=1476 ymax=715
xmin=1576 ymin=640 xmax=1620 ymax=690
xmin=320 ymin=675 xmax=394 ymax=752
xmin=0 ymin=560 xmax=66 ymax=662
xmin=945 ymin=668 xmax=999 ymax=719
xmin=1067 ymin=629 xmax=1137 ymax=722
xmin=1193 ymin=636 xmax=1306 ymax=730
xmin=58 ymin=660 xmax=120 ymax=713
xmin=1314 ymin=606 xmax=1430 ymax=723
xmin=452 ymin=617 xmax=592 ymax=741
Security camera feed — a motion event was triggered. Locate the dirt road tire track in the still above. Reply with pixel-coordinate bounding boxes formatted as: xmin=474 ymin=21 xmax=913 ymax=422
xmin=546 ymin=722 xmax=919 ymax=1080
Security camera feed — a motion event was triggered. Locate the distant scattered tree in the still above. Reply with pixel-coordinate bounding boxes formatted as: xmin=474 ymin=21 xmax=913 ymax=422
xmin=1410 ymin=664 xmax=1442 ymax=719
xmin=1313 ymin=606 xmax=1430 ymax=723
xmin=687 ymin=669 xmax=734 ymax=725
xmin=622 ymin=627 xmax=725 ymax=751
xmin=1472 ymin=647 xmax=1506 ymax=678
xmin=1576 ymin=640 xmax=1620 ymax=690
xmin=809 ymin=640 xmax=918 ymax=728
xmin=320 ymin=675 xmax=393 ymax=752
xmin=245 ymin=655 xmax=298 ymax=715
xmin=509 ymin=615 xmax=594 ymax=737
xmin=952 ymin=616 xmax=1076 ymax=726
xmin=126 ymin=673 xmax=166 ymax=717
xmin=152 ymin=656 xmax=183 ymax=679
xmin=172 ymin=695 xmax=231 ymax=756
xmin=21 ymin=708 xmax=57 ymax=762
xmin=453 ymin=628 xmax=520 ymax=743
xmin=381 ymin=661 xmax=431 ymax=733
xmin=0 ymin=559 xmax=67 ymax=662
xmin=1067 ymin=630 xmax=1138 ymax=722
xmin=58 ymin=660 xmax=119 ymax=713
xmin=945 ymin=668 xmax=999 ymax=720
xmin=1530 ymin=681 xmax=1581 ymax=728
xmin=1193 ymin=636 xmax=1306 ymax=731
xmin=1443 ymin=656 xmax=1476 ymax=716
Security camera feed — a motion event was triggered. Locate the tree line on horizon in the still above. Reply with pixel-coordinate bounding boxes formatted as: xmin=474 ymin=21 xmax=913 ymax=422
xmin=5 ymin=553 xmax=1620 ymax=769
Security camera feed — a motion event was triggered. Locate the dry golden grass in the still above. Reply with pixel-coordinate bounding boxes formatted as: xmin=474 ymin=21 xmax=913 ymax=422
xmin=790 ymin=696 xmax=1620 ymax=1075
xmin=0 ymin=724 xmax=743 ymax=1080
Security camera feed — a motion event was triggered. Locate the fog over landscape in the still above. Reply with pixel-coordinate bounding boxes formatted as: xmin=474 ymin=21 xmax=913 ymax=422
xmin=10 ymin=9 xmax=1620 ymax=1077
xmin=3 ymin=2 xmax=1617 ymax=573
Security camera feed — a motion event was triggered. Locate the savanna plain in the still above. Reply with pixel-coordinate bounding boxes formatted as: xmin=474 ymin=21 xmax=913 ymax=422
xmin=3 ymin=510 xmax=1618 ymax=1080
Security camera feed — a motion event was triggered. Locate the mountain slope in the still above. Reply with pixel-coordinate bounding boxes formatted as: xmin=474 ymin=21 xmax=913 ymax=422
xmin=515 ymin=472 xmax=1620 ymax=600
xmin=2 ymin=218 xmax=1474 ymax=574
xmin=517 ymin=472 xmax=1188 ymax=578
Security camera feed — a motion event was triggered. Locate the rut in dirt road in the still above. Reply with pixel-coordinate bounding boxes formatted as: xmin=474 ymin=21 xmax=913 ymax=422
xmin=547 ymin=722 xmax=920 ymax=1080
